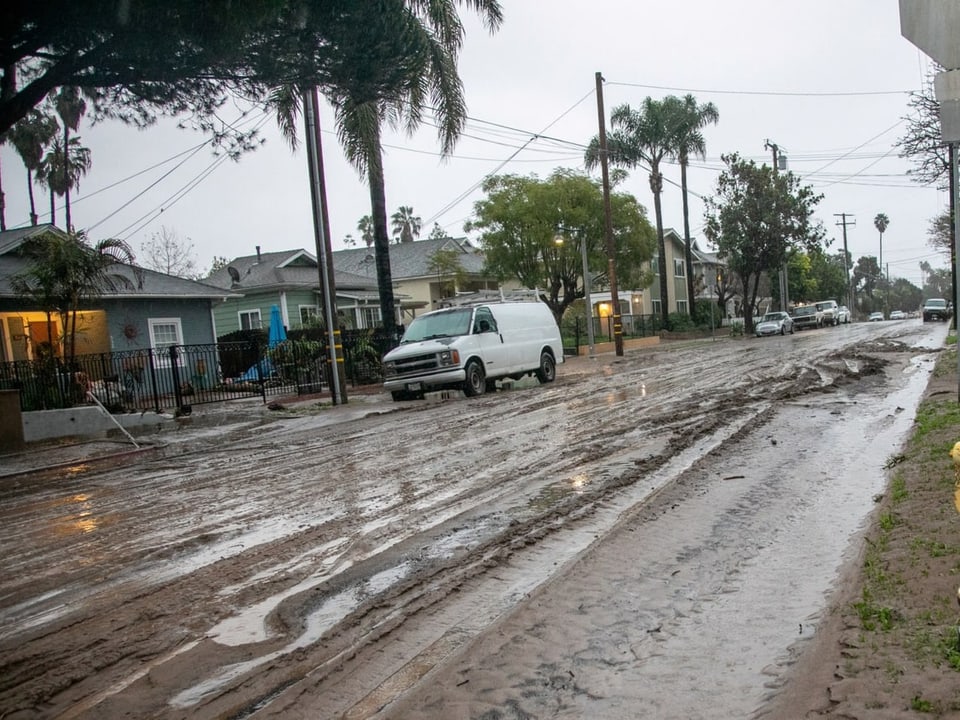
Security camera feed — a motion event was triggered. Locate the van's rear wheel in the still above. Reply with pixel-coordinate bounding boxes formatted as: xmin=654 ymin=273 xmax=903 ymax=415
xmin=463 ymin=360 xmax=486 ymax=397
xmin=535 ymin=351 xmax=556 ymax=384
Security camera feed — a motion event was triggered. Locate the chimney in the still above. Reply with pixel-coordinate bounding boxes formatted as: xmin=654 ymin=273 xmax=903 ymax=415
xmin=255 ymin=245 xmax=261 ymax=263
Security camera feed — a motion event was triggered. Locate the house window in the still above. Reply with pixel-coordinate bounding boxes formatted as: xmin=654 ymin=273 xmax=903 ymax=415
xmin=299 ymin=306 xmax=318 ymax=325
xmin=148 ymin=318 xmax=184 ymax=364
xmin=651 ymin=299 xmax=662 ymax=316
xmin=652 ymin=256 xmax=659 ymax=275
xmin=676 ymin=300 xmax=689 ymax=314
xmin=674 ymin=258 xmax=685 ymax=277
xmin=239 ymin=309 xmax=262 ymax=330
xmin=359 ymin=307 xmax=381 ymax=329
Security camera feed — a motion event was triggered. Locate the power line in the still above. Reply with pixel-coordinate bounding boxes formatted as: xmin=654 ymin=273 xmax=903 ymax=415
xmin=606 ymin=81 xmax=913 ymax=98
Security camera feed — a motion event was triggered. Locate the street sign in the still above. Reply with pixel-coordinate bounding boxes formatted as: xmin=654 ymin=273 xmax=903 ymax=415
xmin=900 ymin=0 xmax=960 ymax=69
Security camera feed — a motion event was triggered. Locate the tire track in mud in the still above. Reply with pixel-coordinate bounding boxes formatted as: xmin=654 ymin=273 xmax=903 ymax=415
xmin=0 ymin=325 xmax=920 ymax=718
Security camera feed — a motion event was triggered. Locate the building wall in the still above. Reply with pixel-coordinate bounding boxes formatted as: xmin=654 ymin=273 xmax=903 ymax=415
xmin=106 ymin=298 xmax=216 ymax=350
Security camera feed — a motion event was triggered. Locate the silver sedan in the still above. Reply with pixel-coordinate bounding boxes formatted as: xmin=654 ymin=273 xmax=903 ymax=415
xmin=755 ymin=311 xmax=794 ymax=336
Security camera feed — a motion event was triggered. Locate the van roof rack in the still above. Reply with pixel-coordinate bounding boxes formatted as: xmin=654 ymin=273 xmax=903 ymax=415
xmin=438 ymin=289 xmax=543 ymax=308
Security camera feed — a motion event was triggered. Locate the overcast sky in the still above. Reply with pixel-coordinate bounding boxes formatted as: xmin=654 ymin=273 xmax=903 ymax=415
xmin=0 ymin=1 xmax=948 ymax=288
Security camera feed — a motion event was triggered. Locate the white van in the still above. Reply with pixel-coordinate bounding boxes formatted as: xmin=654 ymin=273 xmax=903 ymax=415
xmin=382 ymin=301 xmax=564 ymax=400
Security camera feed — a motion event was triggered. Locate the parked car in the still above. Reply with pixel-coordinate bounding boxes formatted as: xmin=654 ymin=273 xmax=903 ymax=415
xmin=836 ymin=305 xmax=851 ymax=324
xmin=382 ymin=301 xmax=563 ymax=400
xmin=869 ymin=311 xmax=885 ymax=322
xmin=755 ymin=311 xmax=794 ymax=337
xmin=792 ymin=304 xmax=823 ymax=330
xmin=922 ymin=298 xmax=951 ymax=322
xmin=815 ymin=299 xmax=840 ymax=326
xmin=889 ymin=310 xmax=906 ymax=320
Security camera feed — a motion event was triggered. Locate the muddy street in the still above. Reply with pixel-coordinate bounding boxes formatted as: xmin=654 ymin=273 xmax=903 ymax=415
xmin=0 ymin=321 xmax=948 ymax=719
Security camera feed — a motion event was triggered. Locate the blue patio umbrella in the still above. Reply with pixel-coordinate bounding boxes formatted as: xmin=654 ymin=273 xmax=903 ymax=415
xmin=268 ymin=305 xmax=287 ymax=348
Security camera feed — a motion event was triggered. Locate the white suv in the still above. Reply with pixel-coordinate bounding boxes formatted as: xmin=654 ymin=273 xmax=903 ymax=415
xmin=815 ymin=300 xmax=840 ymax=326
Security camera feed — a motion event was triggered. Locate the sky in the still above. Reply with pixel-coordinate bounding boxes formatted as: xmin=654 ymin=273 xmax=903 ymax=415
xmin=0 ymin=1 xmax=949 ymax=288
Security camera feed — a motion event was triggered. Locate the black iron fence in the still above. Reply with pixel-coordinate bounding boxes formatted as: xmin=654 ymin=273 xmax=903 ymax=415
xmin=563 ymin=313 xmax=667 ymax=352
xmin=1 ymin=328 xmax=404 ymax=413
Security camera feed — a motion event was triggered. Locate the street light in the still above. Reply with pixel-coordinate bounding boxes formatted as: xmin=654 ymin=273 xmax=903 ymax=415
xmin=555 ymin=231 xmax=595 ymax=357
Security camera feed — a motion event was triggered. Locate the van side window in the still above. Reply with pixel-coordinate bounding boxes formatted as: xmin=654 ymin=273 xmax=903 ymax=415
xmin=473 ymin=308 xmax=498 ymax=334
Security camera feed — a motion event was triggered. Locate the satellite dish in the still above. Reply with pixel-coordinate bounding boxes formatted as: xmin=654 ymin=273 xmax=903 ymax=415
xmin=227 ymin=266 xmax=240 ymax=284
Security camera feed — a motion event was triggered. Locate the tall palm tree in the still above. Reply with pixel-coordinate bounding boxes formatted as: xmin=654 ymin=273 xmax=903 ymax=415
xmin=8 ymin=109 xmax=59 ymax=225
xmin=357 ymin=215 xmax=374 ymax=247
xmin=672 ymin=95 xmax=719 ymax=316
xmin=274 ymin=0 xmax=502 ymax=338
xmin=391 ymin=205 xmax=422 ymax=243
xmin=54 ymin=86 xmax=88 ymax=232
xmin=874 ymin=212 xmax=890 ymax=279
xmin=586 ymin=97 xmax=677 ymax=326
xmin=35 ymin=136 xmax=92 ymax=227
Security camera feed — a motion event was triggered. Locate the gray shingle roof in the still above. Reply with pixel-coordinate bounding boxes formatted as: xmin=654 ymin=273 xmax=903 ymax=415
xmin=331 ymin=237 xmax=487 ymax=279
xmin=205 ymin=248 xmax=379 ymax=291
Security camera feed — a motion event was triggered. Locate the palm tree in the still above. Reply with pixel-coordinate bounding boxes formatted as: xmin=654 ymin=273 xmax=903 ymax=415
xmin=12 ymin=230 xmax=141 ymax=363
xmin=274 ymin=1 xmax=502 ymax=338
xmin=391 ymin=205 xmax=422 ymax=243
xmin=54 ymin=87 xmax=89 ymax=232
xmin=586 ymin=97 xmax=677 ymax=326
xmin=874 ymin=212 xmax=890 ymax=280
xmin=357 ymin=215 xmax=374 ymax=247
xmin=8 ymin=109 xmax=59 ymax=225
xmin=672 ymin=95 xmax=719 ymax=316
xmin=35 ymin=136 xmax=92 ymax=227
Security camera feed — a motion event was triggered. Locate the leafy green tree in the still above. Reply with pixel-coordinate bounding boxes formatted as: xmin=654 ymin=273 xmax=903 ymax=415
xmin=586 ymin=97 xmax=679 ymax=325
xmin=0 ymin=1 xmax=502 ymax=147
xmin=928 ymin=211 xmax=951 ymax=257
xmin=703 ymin=153 xmax=825 ymax=331
xmin=7 ymin=110 xmax=59 ymax=225
xmin=671 ymin=95 xmax=719 ymax=317
xmin=428 ymin=223 xmax=448 ymax=239
xmin=206 ymin=255 xmax=230 ymax=275
xmin=852 ymin=255 xmax=882 ymax=312
xmin=11 ymin=230 xmax=141 ymax=363
xmin=921 ymin=263 xmax=952 ymax=298
xmin=468 ymin=169 xmax=655 ymax=325
xmin=391 ymin=206 xmax=421 ymax=243
xmin=787 ymin=248 xmax=848 ymax=307
xmin=427 ymin=247 xmax=466 ymax=299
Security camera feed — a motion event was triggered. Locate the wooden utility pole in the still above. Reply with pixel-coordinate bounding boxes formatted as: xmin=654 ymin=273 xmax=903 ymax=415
xmin=304 ymin=87 xmax=346 ymax=405
xmin=835 ymin=213 xmax=856 ymax=316
xmin=595 ymin=71 xmax=623 ymax=356
xmin=765 ymin=139 xmax=789 ymax=312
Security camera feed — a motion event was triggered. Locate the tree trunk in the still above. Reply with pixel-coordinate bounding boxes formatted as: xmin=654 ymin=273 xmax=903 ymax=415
xmin=49 ymin=186 xmax=55 ymax=225
xmin=64 ymin=125 xmax=72 ymax=233
xmin=651 ymin=164 xmax=669 ymax=327
xmin=680 ymin=158 xmax=695 ymax=317
xmin=27 ymin=169 xmax=37 ymax=225
xmin=367 ymin=130 xmax=397 ymax=337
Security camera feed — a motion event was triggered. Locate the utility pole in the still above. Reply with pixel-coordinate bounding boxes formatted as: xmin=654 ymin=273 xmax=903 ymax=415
xmin=304 ymin=87 xmax=346 ymax=405
xmin=595 ymin=71 xmax=623 ymax=356
xmin=835 ymin=213 xmax=856 ymax=316
xmin=765 ymin=139 xmax=789 ymax=312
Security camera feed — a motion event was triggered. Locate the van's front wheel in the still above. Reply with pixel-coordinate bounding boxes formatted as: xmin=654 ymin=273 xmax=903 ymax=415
xmin=463 ymin=360 xmax=486 ymax=397
xmin=535 ymin=352 xmax=556 ymax=384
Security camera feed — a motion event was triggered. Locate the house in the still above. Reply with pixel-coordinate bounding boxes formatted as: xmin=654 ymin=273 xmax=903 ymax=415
xmin=331 ymin=237 xmax=507 ymax=324
xmin=0 ymin=225 xmax=235 ymax=363
xmin=204 ymin=247 xmax=384 ymax=334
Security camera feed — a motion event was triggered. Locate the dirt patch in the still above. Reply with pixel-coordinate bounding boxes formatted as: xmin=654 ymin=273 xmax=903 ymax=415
xmin=763 ymin=350 xmax=960 ymax=718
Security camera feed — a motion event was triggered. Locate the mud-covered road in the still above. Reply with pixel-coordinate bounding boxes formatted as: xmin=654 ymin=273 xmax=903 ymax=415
xmin=0 ymin=320 xmax=949 ymax=719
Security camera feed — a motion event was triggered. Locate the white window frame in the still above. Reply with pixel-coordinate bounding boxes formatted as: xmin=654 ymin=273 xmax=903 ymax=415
xmin=674 ymin=258 xmax=685 ymax=277
xmin=652 ymin=256 xmax=659 ymax=275
xmin=676 ymin=299 xmax=689 ymax=314
xmin=651 ymin=299 xmax=662 ymax=316
xmin=239 ymin=309 xmax=262 ymax=330
xmin=299 ymin=305 xmax=319 ymax=326
xmin=148 ymin=318 xmax=184 ymax=366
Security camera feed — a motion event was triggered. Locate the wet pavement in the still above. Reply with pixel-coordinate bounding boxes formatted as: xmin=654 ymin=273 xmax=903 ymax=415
xmin=0 ymin=323 xmax=949 ymax=719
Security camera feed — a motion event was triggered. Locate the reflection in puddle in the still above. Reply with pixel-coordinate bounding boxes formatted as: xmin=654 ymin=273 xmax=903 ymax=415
xmin=173 ymin=562 xmax=413 ymax=708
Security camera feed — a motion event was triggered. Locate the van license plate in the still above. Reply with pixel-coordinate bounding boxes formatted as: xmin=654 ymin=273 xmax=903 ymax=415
xmin=407 ymin=383 xmax=422 ymax=391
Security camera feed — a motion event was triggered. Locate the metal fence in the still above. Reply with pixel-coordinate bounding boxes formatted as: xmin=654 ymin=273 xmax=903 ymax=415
xmin=1 ymin=328 xmax=404 ymax=413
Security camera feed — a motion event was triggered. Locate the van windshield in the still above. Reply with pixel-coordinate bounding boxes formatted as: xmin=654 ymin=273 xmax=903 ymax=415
xmin=400 ymin=309 xmax=473 ymax=343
